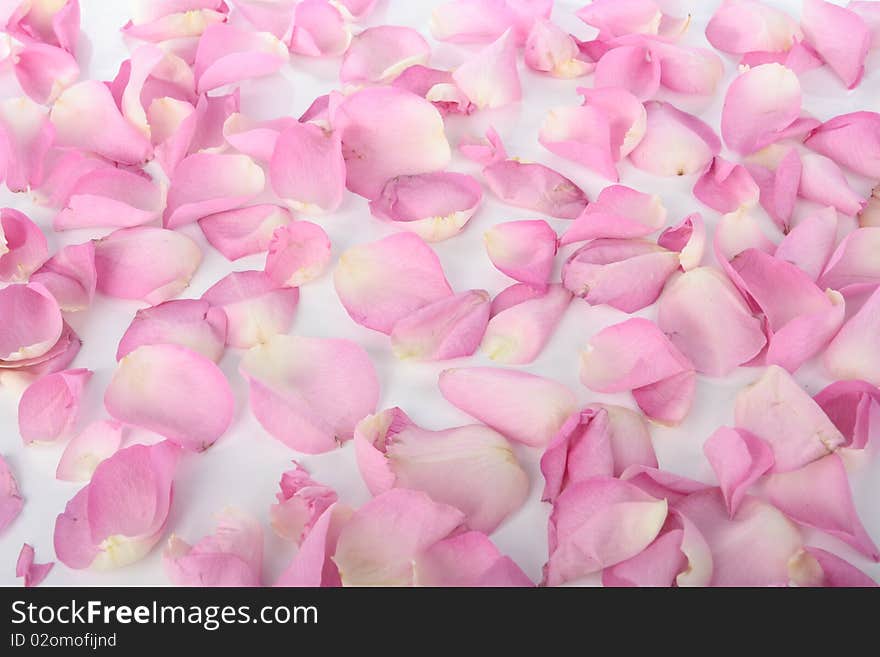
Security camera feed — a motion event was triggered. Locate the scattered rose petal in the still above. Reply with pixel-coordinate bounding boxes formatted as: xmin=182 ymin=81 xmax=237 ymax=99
xmin=391 ymin=290 xmax=490 ymax=361
xmin=264 ymin=222 xmax=332 ymax=288
xmin=340 ymin=25 xmax=430 ymax=84
xmin=629 ymin=101 xmax=720 ymax=176
xmin=0 ymin=455 xmax=23 ymax=534
xmin=693 ymin=156 xmax=760 ymax=213
xmin=199 ymin=204 xmax=292 ymax=262
xmin=801 ymin=0 xmax=870 ymax=89
xmin=525 ymin=19 xmax=593 ymax=78
xmin=813 ymin=379 xmax=880 ymax=450
xmin=703 ymin=427 xmax=774 ymax=517
xmin=56 ymin=420 xmax=124 ymax=483
xmin=15 ymin=543 xmax=53 ymax=587
xmin=824 ymin=285 xmax=880 ymax=386
xmin=0 ymin=207 xmax=48 ymax=282
xmin=658 ymin=213 xmax=705 ymax=270
xmin=484 ymin=219 xmax=557 ymax=288
xmin=805 ymin=111 xmax=880 ymax=179
xmin=117 ymin=299 xmax=227 ymax=362
xmin=19 ymin=368 xmax=91 ymax=445
xmin=270 ymin=121 xmax=345 ymax=215
xmin=194 ymin=23 xmax=288 ymax=93
xmin=775 ymin=207 xmax=837 ymax=281
xmin=270 ymin=462 xmax=337 ymax=543
xmin=561 ymin=184 xmax=665 ymax=246
xmin=705 ymin=1 xmax=801 ymax=53
xmin=788 ymin=546 xmax=878 ymax=587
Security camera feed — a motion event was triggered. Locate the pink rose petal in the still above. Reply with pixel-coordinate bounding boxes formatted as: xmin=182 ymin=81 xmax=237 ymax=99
xmin=0 ymin=207 xmax=48 ymax=282
xmin=13 ymin=42 xmax=79 ymax=105
xmin=0 ymin=281 xmax=62 ymax=363
xmin=270 ymin=462 xmax=337 ymax=543
xmin=703 ymin=427 xmax=774 ymax=518
xmin=799 ymin=153 xmax=866 ymax=217
xmin=561 ymin=185 xmax=666 ymax=246
xmin=270 ymin=121 xmax=345 ymax=215
xmin=56 ymin=420 xmax=124 ymax=483
xmin=30 ymin=241 xmax=95 ymax=313
xmin=525 ymin=19 xmax=593 ymax=78
xmin=789 ymin=546 xmax=878 ymax=587
xmin=194 ymin=23 xmax=288 ymax=93
xmin=819 ymin=227 xmax=880 ymax=294
xmin=15 ymin=544 xmax=53 ymax=587
xmin=483 ymin=159 xmax=588 ymax=219
xmin=19 ymin=368 xmax=91 ymax=445
xmin=0 ymin=97 xmax=54 ymax=193
xmin=0 ymin=455 xmax=24 ymax=534
xmin=658 ymin=213 xmax=706 ymax=270
xmin=594 ymin=43 xmax=660 ymax=101
xmin=801 ymin=0 xmax=870 ymax=89
xmin=288 ymin=0 xmax=351 ymax=58
xmin=814 ymin=379 xmax=880 ymax=450
xmin=117 ymin=299 xmax=227 ymax=362
xmin=629 ymin=101 xmax=720 ymax=176
xmin=775 ymin=206 xmax=838 ymax=281
xmin=706 ymin=1 xmax=801 ymax=53
xmin=264 ymin=222 xmax=332 ymax=288
xmin=415 ymin=531 xmax=533 ymax=587
xmin=747 ymin=147 xmax=802 ymax=233
xmin=340 ymin=25 xmax=430 ymax=84
xmin=431 ymin=0 xmax=551 ymax=46
xmin=484 ymin=219 xmax=557 ymax=288
xmin=805 ymin=111 xmax=880 ymax=179
xmin=391 ymin=290 xmax=490 ymax=361
xmin=199 ymin=204 xmax=292 ymax=262
xmin=824 ymin=285 xmax=880 ymax=386
xmin=693 ymin=156 xmax=760 ymax=213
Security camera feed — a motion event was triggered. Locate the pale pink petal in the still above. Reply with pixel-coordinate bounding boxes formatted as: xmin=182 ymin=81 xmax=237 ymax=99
xmin=270 ymin=462 xmax=337 ymax=543
xmin=721 ymin=63 xmax=801 ymax=155
xmin=288 ymin=0 xmax=351 ymax=57
xmin=484 ymin=219 xmax=556 ymax=288
xmin=814 ymin=379 xmax=880 ymax=450
xmin=824 ymin=285 xmax=880 ymax=385
xmin=268 ymin=123 xmax=344 ymax=215
xmin=117 ymin=299 xmax=227 ymax=362
xmin=524 ymin=19 xmax=593 ymax=78
xmin=482 ymin=284 xmax=571 ymax=364
xmin=802 ymin=0 xmax=870 ymax=88
xmin=229 ymin=0 xmax=295 ymax=39
xmin=274 ymin=503 xmax=352 ymax=587
xmin=13 ymin=42 xmax=79 ymax=105
xmin=222 ymin=113 xmax=295 ymax=164
xmin=594 ymin=44 xmax=660 ymax=101
xmin=240 ymin=335 xmax=379 ymax=454
xmin=264 ymin=222 xmax=331 ymax=288
xmin=735 ymin=365 xmax=844 ymax=472
xmin=105 ymin=344 xmax=234 ymax=452
xmin=335 ymin=0 xmax=377 ymax=21
xmin=188 ymin=91 xmax=240 ymax=153
xmin=0 ymin=97 xmax=54 ymax=193
xmin=747 ymin=147 xmax=802 ymax=233
xmin=739 ymin=39 xmax=825 ymax=73
xmin=658 ymin=212 xmax=705 ymax=270
xmin=431 ymin=0 xmax=552 ymax=46
xmin=541 ymin=405 xmax=657 ymax=503
xmin=459 ymin=126 xmax=507 ymax=166
xmin=353 ymin=408 xmax=528 ymax=533
xmin=703 ymin=427 xmax=774 ymax=518
xmin=482 ymin=159 xmax=588 ymax=219
xmin=631 ymin=370 xmax=696 ymax=426
xmin=333 ymin=489 xmax=464 ymax=586
xmin=0 ymin=207 xmax=48 ymax=282
xmin=765 ymin=289 xmax=845 ymax=373
xmin=199 ymin=204 xmax=292 ymax=261
xmin=576 ymin=0 xmax=666 ymax=39
xmin=50 ymin=81 xmax=152 ymax=164
xmin=392 ymin=65 xmax=472 ymax=116
xmin=560 ymin=184 xmax=666 ymax=245
xmin=438 ymin=366 xmax=577 ymax=447
xmin=789 ymin=546 xmax=877 ymax=587
xmin=340 ymin=25 xmax=430 ymax=84
xmin=849 ymin=1 xmax=880 ymax=48
xmin=602 ymin=528 xmax=686 ymax=588
xmin=335 ymin=87 xmax=451 ymax=199
xmin=369 ymin=172 xmax=482 ymax=242
xmin=56 ymin=420 xmax=124 ymax=482
xmin=333 ymin=232 xmax=453 ymax=334
xmin=0 ymin=282 xmax=62 ymax=362
xmin=562 ymin=239 xmax=679 ymax=313
xmin=52 ymin=167 xmax=164 ymax=231
xmin=391 ymin=290 xmax=490 ymax=361
xmin=764 ymin=454 xmax=878 ymax=559
xmin=693 ymin=156 xmax=759 ymax=213
xmin=705 ymin=1 xmax=801 ymax=53
xmin=804 ymin=111 xmax=880 ymax=179
xmin=819 ymin=227 xmax=880 ymax=293
xmin=414 ymin=531 xmax=533 ymax=587
xmin=452 ymin=29 xmax=521 ymax=110
xmin=1 ymin=322 xmax=81 ymax=379
xmin=119 ymin=45 xmax=192 ymax=140
xmin=122 ymin=8 xmax=226 ymax=43
xmin=6 ymin=0 xmax=80 ymax=54
xmin=798 ymin=153 xmax=866 ymax=217
xmin=30 ymin=241 xmax=95 ymax=313
xmin=544 ymin=477 xmax=668 ymax=586
xmin=194 ymin=23 xmax=288 ymax=93
xmin=861 ymin=186 xmax=880 ymax=227
xmin=164 ymin=152 xmax=265 ymax=229
xmin=657 ymin=267 xmax=766 ymax=376
xmin=629 ymin=101 xmax=720 ymax=176
xmin=652 ymin=41 xmax=724 ymax=96
xmin=15 ymin=543 xmax=53 ymax=587
xmin=144 ymin=97 xmax=195 ymax=175
xmin=0 ymin=455 xmax=24 ymax=534
xmin=775 ymin=207 xmax=838 ymax=281
xmin=94 ymin=227 xmax=202 ymax=305
xmin=675 ymin=488 xmax=803 ymax=586
xmin=19 ymin=368 xmax=91 ymax=445
xmin=164 ymin=509 xmax=263 ymax=586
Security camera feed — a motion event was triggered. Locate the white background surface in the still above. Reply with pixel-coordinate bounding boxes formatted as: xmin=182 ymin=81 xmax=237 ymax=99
xmin=1 ymin=0 xmax=879 ymax=586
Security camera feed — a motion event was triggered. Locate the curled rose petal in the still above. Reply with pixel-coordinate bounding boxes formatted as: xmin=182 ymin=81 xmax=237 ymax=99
xmin=824 ymin=285 xmax=880 ymax=386
xmin=0 ymin=97 xmax=54 ymax=193
xmin=202 ymin=271 xmax=299 ymax=349
xmin=482 ymin=283 xmax=570 ymax=364
xmin=392 ymin=65 xmax=471 ymax=116
xmin=652 ymin=40 xmax=724 ymax=96
xmin=340 ymin=25 xmax=430 ymax=84
xmin=819 ymin=227 xmax=880 ymax=294
xmin=0 ymin=322 xmax=81 ymax=379
xmin=334 ymin=232 xmax=452 ymax=334
xmin=452 ymin=29 xmax=521 ymax=110
xmin=775 ymin=207 xmax=838 ymax=281
xmin=575 ymin=0 xmax=673 ymax=39
xmin=164 ymin=153 xmax=265 ymax=229
xmin=788 ymin=547 xmax=878 ymax=587
xmin=765 ymin=289 xmax=845 ymax=373
xmin=813 ymin=379 xmax=880 ymax=450
xmin=264 ymin=222 xmax=331 ymax=288
xmin=594 ymin=43 xmax=660 ymax=101
xmin=0 ymin=282 xmax=62 ymax=362
xmin=12 ymin=42 xmax=79 ymax=105
xmin=1 ymin=455 xmax=24 ymax=534
xmin=223 ymin=113 xmax=296 ymax=164
xmin=94 ymin=227 xmax=202 ymax=305
xmin=19 ymin=368 xmax=91 ymax=445
xmin=270 ymin=121 xmax=344 ymax=215
xmin=544 ymin=477 xmax=668 ymax=586
xmin=122 ymin=6 xmax=226 ymax=43
xmin=354 ymin=407 xmax=528 ymax=533
xmin=335 ymin=87 xmax=451 ymax=199
xmin=16 ymin=543 xmax=54 ymax=587
xmin=199 ymin=204 xmax=292 ymax=261
xmin=703 ymin=427 xmax=774 ymax=518
xmin=483 ymin=159 xmax=588 ymax=219
xmin=747 ymin=147 xmax=801 ymax=233
xmin=601 ymin=528 xmax=687 ymax=588
xmin=804 ymin=111 xmax=880 ymax=179
xmin=764 ymin=454 xmax=878 ymax=560
xmin=274 ymin=503 xmax=352 ymax=587
xmin=391 ymin=290 xmax=490 ymax=361
xmin=369 ymin=172 xmax=483 ymax=242
xmin=561 ymin=184 xmax=666 ymax=246
xmin=117 ymin=299 xmax=227 ymax=362
xmin=53 ymin=441 xmax=181 ymax=570
xmin=657 ymin=267 xmax=766 ymax=376
xmin=734 ymin=365 xmax=844 ymax=472
xmin=801 ymin=0 xmax=870 ymax=88
xmin=6 ymin=0 xmax=80 ymax=54
xmin=798 ymin=153 xmax=866 ymax=217
xmin=240 ymin=335 xmax=380 ymax=454
xmin=56 ymin=420 xmax=124 ymax=483
xmin=525 ymin=19 xmax=592 ymax=78
xmin=270 ymin=462 xmax=337 ymax=543
xmin=288 ymin=0 xmax=351 ymax=57
xmin=431 ymin=0 xmax=552 ymax=46
xmin=484 ymin=219 xmax=557 ymax=288
xmin=658 ymin=213 xmax=705 ymax=270
xmin=105 ymin=344 xmax=234 ymax=452
xmin=705 ymin=0 xmax=801 ymax=53
xmin=164 ymin=509 xmax=263 ymax=586
xmin=194 ymin=23 xmax=288 ymax=93
xmin=414 ymin=531 xmax=533 ymax=587
xmin=0 ymin=207 xmax=48 ymax=282
xmin=562 ymin=239 xmax=679 ymax=313
xmin=693 ymin=156 xmax=759 ymax=213
xmin=628 ymin=101 xmax=720 ymax=176
xmin=439 ymin=366 xmax=577 ymax=447
xmin=30 ymin=241 xmax=95 ymax=313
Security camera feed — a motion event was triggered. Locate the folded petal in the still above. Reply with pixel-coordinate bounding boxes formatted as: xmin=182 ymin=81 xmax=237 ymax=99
xmin=0 ymin=207 xmax=48 ymax=282
xmin=819 ymin=227 xmax=880 ymax=293
xmin=269 ymin=122 xmax=344 ymax=215
xmin=594 ymin=44 xmax=660 ymax=100
xmin=335 ymin=87 xmax=451 ymax=199
xmin=734 ymin=365 xmax=844 ymax=472
xmin=340 ymin=25 xmax=430 ymax=84
xmin=52 ymin=167 xmax=165 ymax=230
xmin=13 ymin=42 xmax=79 ymax=105
xmin=788 ymin=546 xmax=878 ymax=587
xmin=7 ymin=0 xmax=80 ymax=54
xmin=122 ymin=8 xmax=226 ymax=43
xmin=452 ymin=29 xmax=521 ymax=110
xmin=50 ymin=81 xmax=152 ymax=164
xmin=693 ymin=156 xmax=760 ymax=213
xmin=414 ymin=531 xmax=533 ymax=586
xmin=199 ymin=204 xmax=292 ymax=261
xmin=484 ymin=219 xmax=557 ymax=288
xmin=632 ymin=370 xmax=697 ymax=426
xmin=482 ymin=283 xmax=570 ymax=364
xmin=354 ymin=408 xmax=528 ymax=533
xmin=106 ymin=344 xmax=234 ymax=451
xmin=563 ymin=239 xmax=679 ymax=313
xmin=334 ymin=232 xmax=453 ymax=334
xmin=576 ymin=0 xmax=667 ymax=39
xmin=658 ymin=213 xmax=706 ymax=270
xmin=265 ymin=222 xmax=331 ymax=287
xmin=391 ymin=290 xmax=490 ymax=361
xmin=0 ymin=322 xmax=81 ymax=379
xmin=801 ymin=0 xmax=870 ymax=88
xmin=525 ymin=19 xmax=593 ymax=78
xmin=561 ymin=184 xmax=666 ymax=245
xmin=629 ymin=101 xmax=720 ymax=176
xmin=764 ymin=454 xmax=878 ymax=559
xmin=274 ymin=503 xmax=352 ymax=587
xmin=765 ymin=288 xmax=845 ymax=373
xmin=0 ymin=455 xmax=24 ymax=534
xmin=824 ymin=285 xmax=880 ymax=385
xmin=703 ymin=427 xmax=774 ymax=518
xmin=814 ymin=379 xmax=880 ymax=450
xmin=482 ymin=159 xmax=588 ymax=219
xmin=94 ymin=227 xmax=202 ymax=305
xmin=804 ymin=111 xmax=880 ymax=179
xmin=798 ymin=153 xmax=866 ymax=217
xmin=194 ymin=23 xmax=288 ymax=93
xmin=240 ymin=335 xmax=379 ymax=453
xmin=0 ymin=282 xmax=62 ymax=362
xmin=270 ymin=462 xmax=337 ymax=543
xmin=431 ymin=0 xmax=552 ymax=46
xmin=18 ymin=368 xmax=91 ymax=445
xmin=775 ymin=207 xmax=838 ymax=281
xmin=659 ymin=267 xmax=766 ymax=376
xmin=545 ymin=477 xmax=668 ymax=586
xmin=705 ymin=0 xmax=801 ymax=53
xmin=747 ymin=147 xmax=802 ymax=233
xmin=652 ymin=41 xmax=724 ymax=96
xmin=15 ymin=544 xmax=53 ymax=587
xmin=30 ymin=241 xmax=95 ymax=313
xmin=288 ymin=0 xmax=351 ymax=57
xmin=117 ymin=299 xmax=226 ymax=362
xmin=56 ymin=420 xmax=124 ymax=482
xmin=0 ymin=97 xmax=54 ymax=192
xmin=369 ymin=172 xmax=482 ymax=242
